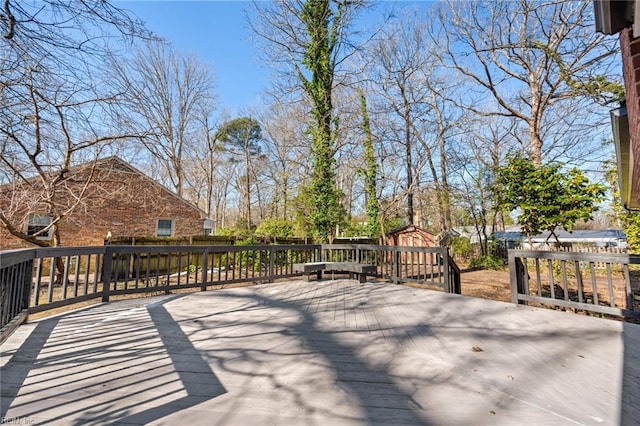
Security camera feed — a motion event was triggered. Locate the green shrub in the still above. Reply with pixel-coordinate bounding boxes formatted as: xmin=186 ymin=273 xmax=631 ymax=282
xmin=450 ymin=236 xmax=474 ymax=259
xmin=469 ymin=254 xmax=505 ymax=270
xmin=625 ymin=211 xmax=640 ymax=254
xmin=343 ymin=219 xmax=368 ymax=237
xmin=215 ymin=227 xmax=234 ymax=236
xmin=255 ymin=218 xmax=294 ymax=238
xmin=235 ymin=236 xmax=263 ymax=270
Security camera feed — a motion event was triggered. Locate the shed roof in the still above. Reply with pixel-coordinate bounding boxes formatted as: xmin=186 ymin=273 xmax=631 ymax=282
xmin=387 ymin=224 xmax=436 ymax=236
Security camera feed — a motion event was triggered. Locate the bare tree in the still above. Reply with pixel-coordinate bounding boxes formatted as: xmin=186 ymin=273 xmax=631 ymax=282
xmin=369 ymin=13 xmax=423 ymax=225
xmin=257 ymin=102 xmax=309 ymax=221
xmin=369 ymin=9 xmax=462 ymax=233
xmin=252 ymin=0 xmax=369 ymax=241
xmin=182 ymin=106 xmax=220 ymax=217
xmin=0 ymin=1 xmax=149 ymax=249
xmin=450 ymin=115 xmax=520 ymax=254
xmin=431 ymin=0 xmax=620 ymax=166
xmin=110 ymin=40 xmax=216 ymax=197
xmin=1 ymin=1 xmax=147 ymax=77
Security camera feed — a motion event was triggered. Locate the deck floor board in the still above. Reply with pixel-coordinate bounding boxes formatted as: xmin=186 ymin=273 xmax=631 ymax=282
xmin=1 ymin=280 xmax=639 ymax=425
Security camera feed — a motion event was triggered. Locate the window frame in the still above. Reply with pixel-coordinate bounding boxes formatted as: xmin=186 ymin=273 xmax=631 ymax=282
xmin=156 ymin=219 xmax=174 ymax=237
xmin=26 ymin=213 xmax=53 ymax=240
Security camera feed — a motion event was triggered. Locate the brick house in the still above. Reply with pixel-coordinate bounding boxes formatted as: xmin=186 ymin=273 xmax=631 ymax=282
xmin=0 ymin=156 xmax=208 ymax=250
xmin=594 ymin=1 xmax=640 ymax=209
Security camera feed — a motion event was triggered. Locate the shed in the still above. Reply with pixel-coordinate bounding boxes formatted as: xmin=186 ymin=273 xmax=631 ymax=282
xmin=383 ymin=225 xmax=438 ymax=270
xmin=384 ymin=225 xmax=437 ymax=247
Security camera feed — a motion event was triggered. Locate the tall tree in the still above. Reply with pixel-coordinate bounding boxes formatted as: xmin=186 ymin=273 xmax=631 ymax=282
xmin=0 ymin=1 xmax=148 ymax=248
xmin=370 ymin=9 xmax=459 ymax=233
xmin=110 ymin=40 xmax=216 ymax=197
xmin=452 ymin=115 xmax=520 ymax=254
xmin=258 ymin=102 xmax=309 ymax=221
xmin=370 ymin=15 xmax=420 ymax=225
xmin=252 ymin=0 xmax=364 ymax=241
xmin=182 ymin=107 xmax=221 ymax=218
xmin=358 ymin=89 xmax=380 ymax=238
xmin=216 ymin=117 xmax=264 ymax=230
xmin=432 ymin=0 xmax=620 ymax=166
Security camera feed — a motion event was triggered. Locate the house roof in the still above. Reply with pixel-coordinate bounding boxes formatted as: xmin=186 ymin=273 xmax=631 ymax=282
xmin=93 ymin=156 xmax=207 ymax=218
xmin=387 ymin=224 xmax=436 ymax=236
xmin=493 ymin=229 xmax=626 ymax=243
xmin=1 ymin=156 xmax=206 ymax=218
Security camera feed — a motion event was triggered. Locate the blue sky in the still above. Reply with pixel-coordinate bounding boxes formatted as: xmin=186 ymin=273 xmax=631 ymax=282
xmin=118 ymin=1 xmax=268 ymax=114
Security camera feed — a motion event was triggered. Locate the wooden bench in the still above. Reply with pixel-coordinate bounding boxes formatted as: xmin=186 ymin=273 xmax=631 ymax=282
xmin=292 ymin=262 xmax=376 ymax=283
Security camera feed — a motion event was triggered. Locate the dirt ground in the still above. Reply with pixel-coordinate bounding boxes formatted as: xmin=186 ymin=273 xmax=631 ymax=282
xmin=460 ymin=268 xmax=512 ymax=302
xmin=457 ymin=267 xmax=640 ymax=325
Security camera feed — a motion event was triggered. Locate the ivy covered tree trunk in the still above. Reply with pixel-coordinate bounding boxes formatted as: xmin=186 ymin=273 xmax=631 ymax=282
xmin=301 ymin=0 xmax=345 ymax=242
xmin=358 ymin=89 xmax=380 ymax=238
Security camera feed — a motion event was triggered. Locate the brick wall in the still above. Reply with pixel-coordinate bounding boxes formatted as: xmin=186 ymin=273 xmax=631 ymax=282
xmin=620 ymin=28 xmax=640 ymax=207
xmin=0 ymin=158 xmax=204 ymax=249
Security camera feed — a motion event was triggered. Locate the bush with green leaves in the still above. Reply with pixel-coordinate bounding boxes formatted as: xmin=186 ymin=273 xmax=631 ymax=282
xmin=342 ymin=219 xmax=368 ymax=237
xmin=255 ymin=218 xmax=294 ymax=238
xmin=495 ymin=154 xmax=606 ymax=241
xmin=624 ymin=212 xmax=640 ymax=254
xmin=469 ymin=254 xmax=505 ymax=270
xmin=235 ymin=236 xmax=264 ymax=270
xmin=449 ymin=236 xmax=474 ymax=260
xmin=214 ymin=227 xmax=234 ymax=237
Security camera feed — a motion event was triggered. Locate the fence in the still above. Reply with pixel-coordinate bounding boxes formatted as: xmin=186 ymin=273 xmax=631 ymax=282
xmin=0 ymin=244 xmax=460 ymax=344
xmin=509 ymin=250 xmax=640 ymax=318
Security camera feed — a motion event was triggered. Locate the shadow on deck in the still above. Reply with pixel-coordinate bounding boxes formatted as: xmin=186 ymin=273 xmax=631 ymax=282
xmin=1 ymin=280 xmax=639 ymax=425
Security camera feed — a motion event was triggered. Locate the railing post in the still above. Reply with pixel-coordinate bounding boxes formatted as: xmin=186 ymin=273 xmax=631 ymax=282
xmin=268 ymin=246 xmax=275 ymax=283
xmin=102 ymin=246 xmax=113 ymax=303
xmin=509 ymin=250 xmax=524 ymax=305
xmin=393 ymin=248 xmax=400 ymax=284
xmin=21 ymin=259 xmax=33 ymax=311
xmin=442 ymin=248 xmax=450 ymax=293
xmin=201 ymin=250 xmax=209 ymax=291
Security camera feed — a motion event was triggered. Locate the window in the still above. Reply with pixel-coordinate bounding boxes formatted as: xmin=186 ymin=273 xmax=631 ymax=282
xmin=203 ymin=218 xmax=215 ymax=236
xmin=27 ymin=213 xmax=52 ymax=240
xmin=157 ymin=219 xmax=174 ymax=237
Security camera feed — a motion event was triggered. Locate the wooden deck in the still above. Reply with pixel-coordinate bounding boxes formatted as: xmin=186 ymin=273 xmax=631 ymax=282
xmin=1 ymin=280 xmax=639 ymax=425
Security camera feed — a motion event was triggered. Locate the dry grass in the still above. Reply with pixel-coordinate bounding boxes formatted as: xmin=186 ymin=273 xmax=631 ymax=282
xmin=460 ymin=269 xmax=512 ymax=302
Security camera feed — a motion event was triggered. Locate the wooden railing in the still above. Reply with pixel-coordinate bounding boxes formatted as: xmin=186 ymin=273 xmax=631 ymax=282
xmin=0 ymin=244 xmax=460 ymax=343
xmin=509 ymin=250 xmax=640 ymax=318
xmin=321 ymin=244 xmax=460 ymax=293
xmin=0 ymin=250 xmax=33 ymax=343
